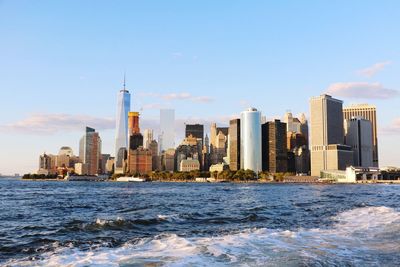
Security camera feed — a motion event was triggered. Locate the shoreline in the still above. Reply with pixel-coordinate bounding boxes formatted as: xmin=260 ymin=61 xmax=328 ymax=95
xmin=18 ymin=178 xmax=400 ymax=184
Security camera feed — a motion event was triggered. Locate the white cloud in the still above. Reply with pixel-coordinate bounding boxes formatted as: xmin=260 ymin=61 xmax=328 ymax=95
xmin=139 ymin=92 xmax=213 ymax=103
xmin=326 ymin=82 xmax=399 ymax=99
xmin=357 ymin=61 xmax=391 ymax=77
xmin=0 ymin=113 xmax=114 ymax=135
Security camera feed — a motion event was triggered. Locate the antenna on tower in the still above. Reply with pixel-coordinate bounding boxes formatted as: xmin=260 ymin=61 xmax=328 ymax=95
xmin=123 ymin=72 xmax=126 ymax=90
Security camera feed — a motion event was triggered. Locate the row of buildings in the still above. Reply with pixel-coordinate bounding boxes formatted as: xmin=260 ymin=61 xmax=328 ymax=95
xmin=37 ymin=79 xmax=383 ymax=179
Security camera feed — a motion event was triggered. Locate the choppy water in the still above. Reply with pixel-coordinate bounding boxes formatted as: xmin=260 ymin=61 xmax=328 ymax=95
xmin=1 ymin=178 xmax=399 ymax=266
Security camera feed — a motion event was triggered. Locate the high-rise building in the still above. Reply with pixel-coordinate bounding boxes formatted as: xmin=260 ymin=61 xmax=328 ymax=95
xmin=210 ymin=123 xmax=217 ymax=148
xmin=343 ymin=104 xmax=378 ymax=167
xmin=262 ymin=120 xmax=288 ymax=173
xmin=345 ymin=117 xmax=373 ymax=167
xmin=160 ymin=109 xmax=175 ymax=151
xmin=79 ymin=127 xmax=102 ymax=175
xmin=115 ymin=79 xmax=131 ymax=158
xmin=240 ymin=108 xmax=262 ymax=173
xmin=128 ymin=147 xmax=152 ymax=175
xmin=128 ymin=112 xmax=140 ymax=135
xmin=229 ymin=119 xmax=240 ymax=171
xmin=310 ymin=94 xmax=353 ymax=176
xmin=143 ymin=129 xmax=154 ymax=149
xmin=128 ymin=112 xmax=143 ymax=151
xmin=185 ymin=124 xmax=204 ymax=144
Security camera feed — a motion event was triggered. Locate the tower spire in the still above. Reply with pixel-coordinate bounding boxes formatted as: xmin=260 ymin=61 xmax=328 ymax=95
xmin=123 ymin=72 xmax=126 ymax=91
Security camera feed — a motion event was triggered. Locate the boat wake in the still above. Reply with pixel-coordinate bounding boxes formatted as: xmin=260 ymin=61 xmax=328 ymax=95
xmin=7 ymin=206 xmax=400 ymax=266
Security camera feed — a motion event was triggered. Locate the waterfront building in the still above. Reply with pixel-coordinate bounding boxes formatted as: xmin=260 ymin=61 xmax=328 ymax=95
xmin=262 ymin=120 xmax=288 ymax=173
xmin=293 ymin=146 xmax=310 ymax=174
xmin=143 ymin=129 xmax=154 ymax=149
xmin=343 ymin=104 xmax=378 ymax=167
xmin=160 ymin=109 xmax=175 ymax=151
xmin=185 ymin=124 xmax=204 ymax=144
xmin=79 ymin=127 xmax=102 ymax=175
xmin=320 ymin=166 xmax=380 ymax=183
xmin=161 ymin=148 xmax=175 ymax=172
xmin=229 ymin=119 xmax=241 ymax=171
xmin=240 ymin=108 xmax=262 ymax=173
xmin=209 ymin=163 xmax=229 ymax=174
xmin=345 ymin=117 xmax=373 ymax=167
xmin=149 ymin=140 xmax=161 ymax=171
xmin=99 ymin=154 xmax=110 ymax=175
xmin=38 ymin=153 xmax=56 ymax=175
xmin=175 ymin=135 xmax=203 ymax=171
xmin=179 ymin=158 xmax=200 ymax=172
xmin=115 ymin=79 xmax=131 ymax=160
xmin=310 ymin=94 xmax=353 ymax=176
xmin=105 ymin=157 xmax=115 ymax=174
xmin=128 ymin=147 xmax=152 ymax=175
xmin=74 ymin=162 xmax=88 ymax=175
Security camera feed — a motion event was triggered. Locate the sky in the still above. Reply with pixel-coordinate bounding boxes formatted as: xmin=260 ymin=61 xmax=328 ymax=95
xmin=0 ymin=0 xmax=399 ymax=174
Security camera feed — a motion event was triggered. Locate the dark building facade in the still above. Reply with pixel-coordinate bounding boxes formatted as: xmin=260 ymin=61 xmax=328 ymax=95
xmin=185 ymin=124 xmax=204 ymax=143
xmin=129 ymin=133 xmax=143 ymax=151
xmin=229 ymin=119 xmax=241 ymax=171
xmin=262 ymin=120 xmax=288 ymax=173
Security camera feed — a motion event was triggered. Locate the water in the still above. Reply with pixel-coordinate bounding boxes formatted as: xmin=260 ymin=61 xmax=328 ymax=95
xmin=1 ymin=178 xmax=399 ymax=266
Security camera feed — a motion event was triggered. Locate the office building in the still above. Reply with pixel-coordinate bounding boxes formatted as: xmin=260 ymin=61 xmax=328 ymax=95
xmin=143 ymin=129 xmax=154 ymax=149
xmin=310 ymin=94 xmax=353 ymax=176
xmin=128 ymin=147 xmax=152 ymax=175
xmin=343 ymin=104 xmax=378 ymax=167
xmin=160 ymin=109 xmax=175 ymax=151
xmin=229 ymin=119 xmax=241 ymax=171
xmin=161 ymin=148 xmax=175 ymax=172
xmin=179 ymin=158 xmax=200 ymax=172
xmin=79 ymin=127 xmax=102 ymax=175
xmin=262 ymin=120 xmax=288 ymax=173
xmin=115 ymin=79 xmax=131 ymax=159
xmin=345 ymin=117 xmax=373 ymax=167
xmin=240 ymin=108 xmax=262 ymax=173
xmin=185 ymin=124 xmax=204 ymax=144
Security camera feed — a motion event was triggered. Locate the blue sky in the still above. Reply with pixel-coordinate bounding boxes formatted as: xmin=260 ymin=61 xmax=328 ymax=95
xmin=0 ymin=0 xmax=399 ymax=174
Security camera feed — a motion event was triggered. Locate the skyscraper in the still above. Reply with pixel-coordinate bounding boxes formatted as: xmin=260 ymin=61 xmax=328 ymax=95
xmin=79 ymin=127 xmax=102 ymax=175
xmin=128 ymin=112 xmax=143 ymax=151
xmin=343 ymin=104 xmax=378 ymax=167
xmin=240 ymin=108 xmax=262 ymax=173
xmin=115 ymin=78 xmax=131 ymax=158
xmin=229 ymin=119 xmax=240 ymax=171
xmin=143 ymin=129 xmax=154 ymax=149
xmin=185 ymin=124 xmax=204 ymax=143
xmin=310 ymin=94 xmax=353 ymax=176
xmin=160 ymin=109 xmax=175 ymax=151
xmin=262 ymin=120 xmax=288 ymax=173
xmin=345 ymin=117 xmax=373 ymax=167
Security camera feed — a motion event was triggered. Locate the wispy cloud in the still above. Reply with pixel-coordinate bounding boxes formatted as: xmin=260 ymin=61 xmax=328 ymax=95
xmin=140 ymin=92 xmax=213 ymax=103
xmin=381 ymin=118 xmax=400 ymax=135
xmin=0 ymin=113 xmax=114 ymax=135
xmin=326 ymin=82 xmax=399 ymax=99
xmin=357 ymin=61 xmax=391 ymax=77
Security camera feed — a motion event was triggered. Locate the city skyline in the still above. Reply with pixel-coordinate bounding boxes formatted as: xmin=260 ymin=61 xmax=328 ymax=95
xmin=1 ymin=1 xmax=400 ymax=174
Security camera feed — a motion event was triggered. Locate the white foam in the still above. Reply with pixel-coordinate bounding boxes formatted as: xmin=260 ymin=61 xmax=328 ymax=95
xmin=7 ymin=206 xmax=400 ymax=266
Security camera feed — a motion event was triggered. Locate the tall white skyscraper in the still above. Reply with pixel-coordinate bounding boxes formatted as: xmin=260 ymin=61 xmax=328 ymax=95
xmin=160 ymin=109 xmax=175 ymax=151
xmin=115 ymin=78 xmax=131 ymax=158
xmin=240 ymin=108 xmax=262 ymax=173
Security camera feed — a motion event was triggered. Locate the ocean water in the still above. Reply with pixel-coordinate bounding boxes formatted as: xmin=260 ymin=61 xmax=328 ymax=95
xmin=1 ymin=178 xmax=399 ymax=266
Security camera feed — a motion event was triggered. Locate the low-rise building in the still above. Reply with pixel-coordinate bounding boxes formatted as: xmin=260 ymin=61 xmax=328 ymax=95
xmin=179 ymin=158 xmax=200 ymax=172
xmin=320 ymin=166 xmax=380 ymax=183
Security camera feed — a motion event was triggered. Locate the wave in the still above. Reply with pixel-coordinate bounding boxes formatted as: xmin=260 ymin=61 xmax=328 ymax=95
xmin=6 ymin=206 xmax=400 ymax=266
